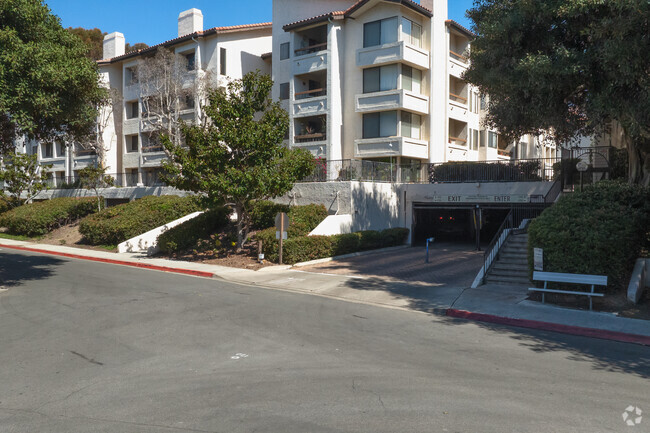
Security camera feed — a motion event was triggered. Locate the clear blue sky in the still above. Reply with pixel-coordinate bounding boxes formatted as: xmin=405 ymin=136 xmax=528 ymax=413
xmin=45 ymin=0 xmax=474 ymax=46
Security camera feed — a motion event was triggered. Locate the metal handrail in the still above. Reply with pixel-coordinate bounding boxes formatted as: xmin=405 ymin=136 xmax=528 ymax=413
xmin=482 ymin=210 xmax=514 ymax=284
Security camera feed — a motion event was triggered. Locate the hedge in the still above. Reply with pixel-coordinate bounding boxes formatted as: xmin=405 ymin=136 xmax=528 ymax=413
xmin=0 ymin=196 xmax=21 ymax=215
xmin=157 ymin=207 xmax=230 ymax=254
xmin=249 ymin=201 xmax=290 ymax=230
xmin=256 ymin=227 xmax=409 ymax=264
xmin=528 ymin=181 xmax=650 ymax=290
xmin=0 ymin=197 xmax=98 ymax=237
xmin=79 ymin=195 xmax=203 ymax=246
xmin=429 ymin=160 xmax=542 ymax=183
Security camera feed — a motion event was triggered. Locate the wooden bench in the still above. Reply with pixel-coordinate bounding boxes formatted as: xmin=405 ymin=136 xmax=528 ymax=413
xmin=529 ymin=271 xmax=608 ymax=310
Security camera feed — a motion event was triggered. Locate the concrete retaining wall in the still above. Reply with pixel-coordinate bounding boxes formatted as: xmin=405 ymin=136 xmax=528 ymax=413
xmin=117 ymin=211 xmax=204 ymax=255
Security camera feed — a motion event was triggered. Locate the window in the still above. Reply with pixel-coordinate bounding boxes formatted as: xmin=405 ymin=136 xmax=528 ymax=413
xmin=126 ymin=101 xmax=138 ymax=119
xmin=126 ymin=67 xmax=138 ymax=85
xmin=181 ymin=94 xmax=195 ymax=110
xmin=363 ymin=17 xmax=398 ymax=48
xmin=43 ymin=143 xmax=53 ymax=158
xmin=55 ymin=140 xmax=65 ymax=157
xmin=401 ymin=112 xmax=421 ymax=139
xmin=363 ymin=64 xmax=398 ymax=93
xmin=220 ymin=48 xmax=227 ymax=75
xmin=127 ymin=135 xmax=139 ymax=153
xmin=480 ymin=95 xmax=487 ymax=110
xmin=184 ymin=52 xmax=196 ymax=71
xmin=363 ymin=111 xmax=397 ymax=138
xmin=402 ymin=65 xmax=422 ymax=93
xmin=472 ymin=129 xmax=479 ymax=150
xmin=279 ymin=83 xmax=290 ymax=100
xmin=402 ymin=18 xmax=422 ymax=47
xmin=280 ymin=42 xmax=290 ymax=60
xmin=488 ymin=131 xmax=498 ymax=148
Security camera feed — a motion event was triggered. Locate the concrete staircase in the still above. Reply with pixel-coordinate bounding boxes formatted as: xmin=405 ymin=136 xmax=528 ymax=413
xmin=484 ymin=232 xmax=531 ymax=286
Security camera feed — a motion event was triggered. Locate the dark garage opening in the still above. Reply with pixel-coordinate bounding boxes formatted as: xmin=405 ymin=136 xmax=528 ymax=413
xmin=412 ymin=205 xmax=511 ymax=248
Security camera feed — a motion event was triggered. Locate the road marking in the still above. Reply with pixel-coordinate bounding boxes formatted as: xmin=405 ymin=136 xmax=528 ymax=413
xmin=230 ymin=353 xmax=249 ymax=360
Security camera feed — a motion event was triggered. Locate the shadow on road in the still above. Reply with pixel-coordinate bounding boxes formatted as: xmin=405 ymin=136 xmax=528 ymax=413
xmin=0 ymin=251 xmax=64 ymax=288
xmin=437 ymin=316 xmax=650 ymax=379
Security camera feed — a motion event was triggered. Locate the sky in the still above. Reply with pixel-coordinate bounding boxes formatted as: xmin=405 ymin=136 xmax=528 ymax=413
xmin=45 ymin=0 xmax=475 ymax=46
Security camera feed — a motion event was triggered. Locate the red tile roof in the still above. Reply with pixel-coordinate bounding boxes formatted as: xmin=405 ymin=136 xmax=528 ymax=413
xmin=98 ymin=22 xmax=272 ymax=65
xmin=283 ymin=0 xmax=432 ymax=31
xmin=446 ymin=19 xmax=476 ymax=38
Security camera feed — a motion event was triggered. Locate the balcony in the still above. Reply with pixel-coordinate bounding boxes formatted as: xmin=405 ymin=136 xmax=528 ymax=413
xmin=356 ymin=89 xmax=429 ymax=115
xmin=292 ymin=50 xmax=327 ymax=75
xmin=357 ymin=41 xmax=429 ymax=70
xmin=354 ymin=136 xmax=428 ymax=159
xmin=141 ymin=150 xmax=166 ymax=167
xmin=293 ymin=91 xmax=327 ymax=118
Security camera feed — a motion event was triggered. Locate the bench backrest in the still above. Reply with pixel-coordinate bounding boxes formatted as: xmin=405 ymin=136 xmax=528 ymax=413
xmin=533 ymin=271 xmax=607 ymax=286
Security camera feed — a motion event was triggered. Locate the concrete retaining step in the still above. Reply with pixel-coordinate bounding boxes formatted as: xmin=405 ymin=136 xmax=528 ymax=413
xmin=485 ymin=276 xmax=531 ymax=285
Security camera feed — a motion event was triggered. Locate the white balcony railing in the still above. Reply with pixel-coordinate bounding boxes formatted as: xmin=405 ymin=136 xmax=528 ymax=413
xmin=356 ymin=89 xmax=429 ymax=115
xmin=354 ymin=136 xmax=428 ymax=159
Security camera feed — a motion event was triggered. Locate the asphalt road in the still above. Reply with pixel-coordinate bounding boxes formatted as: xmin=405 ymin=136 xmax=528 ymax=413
xmin=0 ymin=249 xmax=648 ymax=433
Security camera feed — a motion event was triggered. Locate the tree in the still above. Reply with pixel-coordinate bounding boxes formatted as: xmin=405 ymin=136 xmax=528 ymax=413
xmin=464 ymin=0 xmax=650 ymax=185
xmin=76 ymin=87 xmax=122 ymax=168
xmin=66 ymin=27 xmax=105 ymax=60
xmin=0 ymin=0 xmax=108 ymax=155
xmin=126 ymin=42 xmax=149 ymax=54
xmin=78 ymin=165 xmax=114 ymax=211
xmin=162 ymin=71 xmax=315 ymax=249
xmin=136 ymin=47 xmax=211 ymax=151
xmin=0 ymin=153 xmax=50 ymax=202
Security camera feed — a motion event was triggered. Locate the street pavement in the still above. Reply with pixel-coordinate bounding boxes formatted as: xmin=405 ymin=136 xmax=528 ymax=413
xmin=0 ymin=248 xmax=648 ymax=432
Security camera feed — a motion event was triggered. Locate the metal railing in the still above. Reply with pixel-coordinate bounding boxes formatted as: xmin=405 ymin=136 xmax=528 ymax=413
xmin=428 ymin=158 xmax=559 ymax=183
xmin=43 ymin=172 xmax=167 ymax=189
xmin=449 ymin=50 xmax=468 ymax=63
xmin=481 ymin=203 xmax=551 ymax=284
xmin=302 ymin=159 xmax=424 ymax=183
xmin=294 ymin=42 xmax=327 ymax=56
xmin=295 ymin=88 xmax=327 ymax=100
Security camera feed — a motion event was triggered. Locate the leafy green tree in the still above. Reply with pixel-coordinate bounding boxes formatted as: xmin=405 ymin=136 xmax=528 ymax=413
xmin=125 ymin=42 xmax=149 ymax=54
xmin=66 ymin=27 xmax=105 ymax=60
xmin=78 ymin=165 xmax=114 ymax=211
xmin=0 ymin=0 xmax=107 ymax=154
xmin=162 ymin=71 xmax=315 ymax=249
xmin=464 ymin=0 xmax=650 ymax=185
xmin=0 ymin=153 xmax=50 ymax=202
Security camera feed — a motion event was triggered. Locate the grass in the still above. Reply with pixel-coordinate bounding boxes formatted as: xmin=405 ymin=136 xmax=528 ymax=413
xmin=0 ymin=233 xmax=41 ymax=242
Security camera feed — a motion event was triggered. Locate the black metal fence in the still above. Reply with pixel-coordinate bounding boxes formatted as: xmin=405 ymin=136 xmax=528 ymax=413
xmin=302 ymin=159 xmax=425 ymax=183
xmin=428 ymin=158 xmax=559 ymax=183
xmin=43 ymin=172 xmax=166 ymax=189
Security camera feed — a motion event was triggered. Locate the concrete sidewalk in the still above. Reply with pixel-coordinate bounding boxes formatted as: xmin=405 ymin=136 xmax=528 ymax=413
xmin=1 ymin=238 xmax=648 ymax=344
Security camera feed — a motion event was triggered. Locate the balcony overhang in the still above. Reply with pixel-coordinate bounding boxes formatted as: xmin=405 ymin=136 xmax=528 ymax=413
xmin=357 ymin=41 xmax=429 ymax=70
xmin=356 ymin=89 xmax=429 ymax=115
xmin=355 ymin=136 xmax=428 ymax=159
xmin=293 ymin=95 xmax=328 ymax=118
xmin=292 ymin=51 xmax=328 ymax=75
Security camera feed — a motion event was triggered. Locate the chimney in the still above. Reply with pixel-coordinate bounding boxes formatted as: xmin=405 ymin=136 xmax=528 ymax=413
xmin=103 ymin=32 xmax=125 ymax=59
xmin=420 ymin=0 xmax=433 ymax=12
xmin=178 ymin=8 xmax=204 ymax=37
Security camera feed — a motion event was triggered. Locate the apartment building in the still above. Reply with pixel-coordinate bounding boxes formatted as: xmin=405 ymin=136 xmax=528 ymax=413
xmin=271 ymin=0 xmax=547 ymax=182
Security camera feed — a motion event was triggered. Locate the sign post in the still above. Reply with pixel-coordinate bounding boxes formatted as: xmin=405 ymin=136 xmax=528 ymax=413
xmin=275 ymin=212 xmax=290 ymax=265
xmin=425 ymin=237 xmax=435 ymax=263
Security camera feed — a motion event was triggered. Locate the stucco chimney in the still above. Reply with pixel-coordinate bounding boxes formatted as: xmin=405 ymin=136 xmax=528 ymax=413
xmin=178 ymin=8 xmax=204 ymax=37
xmin=420 ymin=0 xmax=433 ymax=11
xmin=102 ymin=32 xmax=125 ymax=59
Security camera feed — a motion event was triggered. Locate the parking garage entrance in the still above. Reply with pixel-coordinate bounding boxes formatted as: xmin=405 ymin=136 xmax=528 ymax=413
xmin=412 ymin=203 xmax=548 ymax=250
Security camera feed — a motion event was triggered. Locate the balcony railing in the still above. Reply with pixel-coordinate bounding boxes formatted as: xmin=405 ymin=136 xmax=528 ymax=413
xmin=449 ymin=92 xmax=468 ymax=104
xmin=42 ymin=172 xmax=168 ymax=189
xmin=294 ymin=42 xmax=327 ymax=56
xmin=142 ymin=145 xmax=165 ymax=153
xmin=448 ymin=136 xmax=468 ymax=146
xmin=449 ymin=50 xmax=468 ymax=63
xmin=302 ymin=159 xmax=423 ymax=183
xmin=294 ymin=132 xmax=326 ymax=143
xmin=429 ymin=158 xmax=559 ymax=183
xmin=295 ymin=88 xmax=326 ymax=100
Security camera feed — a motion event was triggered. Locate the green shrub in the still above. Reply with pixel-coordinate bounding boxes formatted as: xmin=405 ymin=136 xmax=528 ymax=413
xmin=528 ymin=181 xmax=650 ymax=289
xmin=249 ymin=200 xmax=290 ymax=230
xmin=283 ymin=236 xmax=333 ymax=264
xmin=359 ymin=230 xmax=382 ymax=250
xmin=380 ymin=228 xmax=410 ymax=247
xmin=0 ymin=196 xmax=21 ymax=215
xmin=255 ymin=226 xmax=410 ymax=264
xmin=79 ymin=195 xmax=203 ymax=246
xmin=0 ymin=197 xmax=98 ymax=237
xmin=288 ymin=204 xmax=328 ymax=234
xmin=429 ymin=160 xmax=542 ymax=182
xmin=331 ymin=233 xmax=361 ymax=256
xmin=158 ymin=206 xmax=230 ymax=254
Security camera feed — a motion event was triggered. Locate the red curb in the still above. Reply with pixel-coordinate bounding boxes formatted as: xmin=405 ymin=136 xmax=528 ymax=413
xmin=446 ymin=309 xmax=650 ymax=347
xmin=0 ymin=243 xmax=215 ymax=279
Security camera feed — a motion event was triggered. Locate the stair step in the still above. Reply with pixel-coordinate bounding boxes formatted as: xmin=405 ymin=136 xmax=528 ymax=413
xmin=491 ymin=263 xmax=528 ymax=271
xmin=501 ymin=247 xmax=527 ymax=253
xmin=489 ymin=269 xmax=530 ymax=278
xmin=499 ymin=253 xmax=527 ymax=260
xmin=485 ymin=275 xmax=531 ymax=285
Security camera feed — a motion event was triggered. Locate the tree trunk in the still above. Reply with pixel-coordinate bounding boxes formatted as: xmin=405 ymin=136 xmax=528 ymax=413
xmin=628 ymin=144 xmax=650 ymax=186
xmin=234 ymin=203 xmax=249 ymax=252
